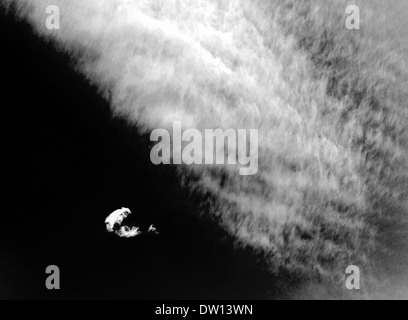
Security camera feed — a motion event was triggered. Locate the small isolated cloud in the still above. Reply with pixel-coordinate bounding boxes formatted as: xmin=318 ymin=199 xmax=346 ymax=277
xmin=105 ymin=207 xmax=158 ymax=238
xmin=148 ymin=225 xmax=159 ymax=235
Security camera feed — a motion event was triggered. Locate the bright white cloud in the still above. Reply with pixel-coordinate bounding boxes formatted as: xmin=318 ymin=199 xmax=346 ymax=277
xmin=105 ymin=207 xmax=159 ymax=238
xmin=105 ymin=207 xmax=141 ymax=238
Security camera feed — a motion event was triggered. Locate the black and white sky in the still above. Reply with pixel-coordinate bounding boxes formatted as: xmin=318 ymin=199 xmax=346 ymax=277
xmin=1 ymin=0 xmax=408 ymax=300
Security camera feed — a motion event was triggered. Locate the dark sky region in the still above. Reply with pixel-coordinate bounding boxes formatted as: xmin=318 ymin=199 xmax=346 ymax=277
xmin=0 ymin=8 xmax=285 ymax=300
